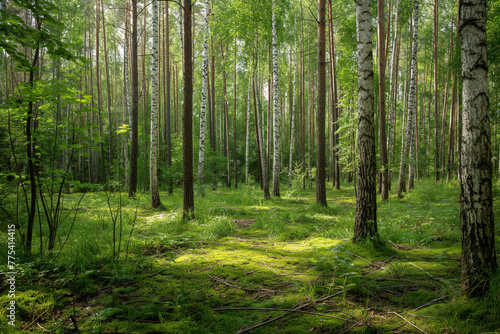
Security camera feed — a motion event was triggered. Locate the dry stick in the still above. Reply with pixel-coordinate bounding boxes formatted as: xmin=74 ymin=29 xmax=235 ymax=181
xmin=208 ymin=274 xmax=275 ymax=293
xmin=262 ymin=261 xmax=282 ymax=275
xmin=408 ymin=262 xmax=437 ymax=280
xmin=213 ymin=307 xmax=353 ymax=322
xmin=387 ymin=311 xmax=427 ymax=334
xmin=22 ymin=309 xmax=48 ymax=331
xmin=233 ymin=291 xmax=347 ymax=334
xmin=413 ymin=295 xmax=448 ymax=311
xmin=302 ymin=205 xmax=353 ymax=243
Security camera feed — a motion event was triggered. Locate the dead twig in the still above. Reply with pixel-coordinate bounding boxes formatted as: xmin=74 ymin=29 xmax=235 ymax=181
xmin=262 ymin=261 xmax=282 ymax=275
xmin=386 ymin=311 xmax=427 ymax=334
xmin=213 ymin=307 xmax=354 ymax=322
xmin=232 ymin=291 xmax=348 ymax=334
xmin=22 ymin=309 xmax=48 ymax=331
xmin=408 ymin=262 xmax=438 ymax=280
xmin=413 ymin=296 xmax=448 ymax=311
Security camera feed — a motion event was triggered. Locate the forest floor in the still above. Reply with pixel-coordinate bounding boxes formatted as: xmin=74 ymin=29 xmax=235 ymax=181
xmin=1 ymin=178 xmax=500 ymax=333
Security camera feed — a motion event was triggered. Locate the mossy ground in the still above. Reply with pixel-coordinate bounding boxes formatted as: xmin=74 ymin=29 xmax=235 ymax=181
xmin=1 ymin=178 xmax=499 ymax=333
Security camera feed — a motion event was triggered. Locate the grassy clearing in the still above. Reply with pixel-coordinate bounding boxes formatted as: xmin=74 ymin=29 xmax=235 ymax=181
xmin=1 ymin=178 xmax=499 ymax=333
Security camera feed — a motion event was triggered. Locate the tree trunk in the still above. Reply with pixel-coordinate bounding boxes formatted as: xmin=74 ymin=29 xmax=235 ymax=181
xmin=397 ymin=1 xmax=418 ymax=198
xmin=316 ymin=0 xmax=327 ymax=206
xmin=95 ymin=0 xmax=106 ymax=183
xmin=289 ymin=50 xmax=297 ymax=187
xmin=221 ymin=45 xmax=231 ymax=187
xmin=150 ymin=0 xmax=161 ymax=208
xmin=272 ymin=5 xmax=280 ymax=197
xmin=378 ymin=0 xmax=389 ymax=200
xmin=434 ymin=0 xmax=440 ymax=181
xmin=182 ymin=0 xmax=194 ymax=219
xmin=328 ymin=0 xmax=340 ymax=190
xmin=166 ymin=1 xmax=173 ymax=195
xmin=128 ymin=0 xmax=139 ymax=198
xmin=459 ymin=0 xmax=497 ymax=297
xmin=101 ymin=0 xmax=113 ymax=182
xmin=253 ymin=74 xmax=270 ymax=199
xmin=197 ymin=0 xmax=209 ymax=196
xmin=353 ymin=0 xmax=377 ymax=242
xmin=124 ymin=1 xmax=131 ymax=187
xmin=246 ymin=78 xmax=251 ymax=184
xmin=233 ymin=40 xmax=238 ymax=189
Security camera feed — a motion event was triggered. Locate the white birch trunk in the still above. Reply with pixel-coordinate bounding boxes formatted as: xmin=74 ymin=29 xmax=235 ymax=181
xmin=245 ymin=78 xmax=251 ymax=184
xmin=397 ymin=0 xmax=418 ymax=198
xmin=272 ymin=8 xmax=280 ymax=197
xmin=197 ymin=0 xmax=210 ymax=193
xmin=387 ymin=0 xmax=400 ymax=167
xmin=353 ymin=0 xmax=377 ymax=241
xmin=150 ymin=0 xmax=161 ymax=208
xmin=124 ymin=2 xmax=131 ymax=183
xmin=289 ymin=60 xmax=297 ymax=186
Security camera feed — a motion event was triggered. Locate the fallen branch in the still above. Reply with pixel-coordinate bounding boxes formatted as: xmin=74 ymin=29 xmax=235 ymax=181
xmin=213 ymin=307 xmax=354 ymax=322
xmin=232 ymin=291 xmax=347 ymax=334
xmin=413 ymin=296 xmax=448 ymax=311
xmin=22 ymin=309 xmax=48 ymax=331
xmin=386 ymin=311 xmax=427 ymax=334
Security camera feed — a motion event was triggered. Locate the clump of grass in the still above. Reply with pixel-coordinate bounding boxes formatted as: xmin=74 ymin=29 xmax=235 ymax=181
xmin=200 ymin=215 xmax=235 ymax=241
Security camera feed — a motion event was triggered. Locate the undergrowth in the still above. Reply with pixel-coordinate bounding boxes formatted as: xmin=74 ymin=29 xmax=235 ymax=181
xmin=0 ymin=178 xmax=498 ymax=333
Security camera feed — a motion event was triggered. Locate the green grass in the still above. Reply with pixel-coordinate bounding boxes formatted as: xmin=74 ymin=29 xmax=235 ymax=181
xmin=0 ymin=178 xmax=499 ymax=333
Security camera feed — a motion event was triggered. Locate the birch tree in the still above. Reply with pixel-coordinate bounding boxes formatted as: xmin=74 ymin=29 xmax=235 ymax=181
xmin=353 ymin=0 xmax=377 ymax=242
xmin=272 ymin=4 xmax=280 ymax=197
xmin=397 ymin=0 xmax=418 ymax=198
xmin=289 ymin=57 xmax=296 ymax=187
xmin=150 ymin=0 xmax=161 ymax=208
xmin=197 ymin=0 xmax=210 ymax=196
xmin=459 ymin=0 xmax=497 ymax=297
xmin=246 ymin=78 xmax=251 ymax=184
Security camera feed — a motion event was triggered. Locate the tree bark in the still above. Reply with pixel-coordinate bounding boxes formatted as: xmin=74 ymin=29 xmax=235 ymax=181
xmin=397 ymin=1 xmax=418 ymax=198
xmin=353 ymin=0 xmax=377 ymax=242
xmin=150 ymin=0 xmax=161 ymax=208
xmin=128 ymin=0 xmax=139 ymax=198
xmin=434 ymin=0 xmax=440 ymax=181
xmin=272 ymin=5 xmax=280 ymax=197
xmin=378 ymin=0 xmax=389 ymax=200
xmin=253 ymin=74 xmax=270 ymax=199
xmin=197 ymin=0 xmax=209 ymax=196
xmin=182 ymin=0 xmax=194 ymax=218
xmin=459 ymin=0 xmax=497 ymax=297
xmin=316 ymin=0 xmax=327 ymax=206
xmin=101 ymin=0 xmax=113 ymax=182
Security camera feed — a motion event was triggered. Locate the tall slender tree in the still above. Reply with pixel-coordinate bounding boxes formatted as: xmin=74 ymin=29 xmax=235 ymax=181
xmin=397 ymin=0 xmax=418 ymax=198
xmin=182 ymin=0 xmax=194 ymax=219
xmin=316 ymin=0 xmax=327 ymax=206
xmin=353 ymin=0 xmax=377 ymax=241
xmin=434 ymin=0 xmax=440 ymax=182
xmin=459 ymin=0 xmax=497 ymax=297
xmin=272 ymin=3 xmax=280 ymax=197
xmin=128 ymin=0 xmax=139 ymax=198
xmin=150 ymin=0 xmax=161 ymax=208
xmin=378 ymin=0 xmax=389 ymax=200
xmin=197 ymin=0 xmax=210 ymax=196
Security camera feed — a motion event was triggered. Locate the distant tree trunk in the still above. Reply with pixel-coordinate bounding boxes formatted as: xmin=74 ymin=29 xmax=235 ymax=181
xmin=246 ymin=78 xmax=251 ymax=184
xmin=288 ymin=54 xmax=296 ymax=187
xmin=459 ymin=0 xmax=497 ymax=297
xmin=300 ymin=0 xmax=306 ymax=190
xmin=272 ymin=5 xmax=280 ymax=197
xmin=233 ymin=40 xmax=238 ymax=189
xmin=387 ymin=0 xmax=401 ymax=168
xmin=434 ymin=0 xmax=440 ymax=182
xmin=150 ymin=0 xmax=161 ymax=208
xmin=378 ymin=0 xmax=389 ymax=200
xmin=26 ymin=16 xmax=41 ymax=253
xmin=353 ymin=0 xmax=377 ymax=242
xmin=328 ymin=0 xmax=340 ymax=190
xmin=182 ymin=0 xmax=194 ymax=218
xmin=128 ymin=0 xmax=139 ymax=198
xmin=197 ymin=0 xmax=209 ymax=196
xmin=221 ymin=45 xmax=231 ymax=187
xmin=397 ymin=0 xmax=418 ymax=198
xmin=101 ymin=0 xmax=113 ymax=182
xmin=95 ymin=0 xmax=106 ymax=182
xmin=124 ymin=2 xmax=131 ymax=186
xmin=316 ymin=0 xmax=327 ymax=206
xmin=253 ymin=74 xmax=270 ymax=199
xmin=166 ymin=1 xmax=173 ymax=195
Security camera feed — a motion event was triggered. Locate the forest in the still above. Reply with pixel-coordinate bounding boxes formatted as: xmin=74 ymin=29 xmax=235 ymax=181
xmin=0 ymin=0 xmax=499 ymax=332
